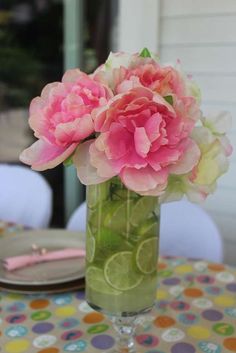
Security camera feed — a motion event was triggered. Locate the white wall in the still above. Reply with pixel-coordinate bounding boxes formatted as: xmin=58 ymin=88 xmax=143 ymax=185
xmin=159 ymin=0 xmax=236 ymax=265
xmin=117 ymin=0 xmax=236 ymax=265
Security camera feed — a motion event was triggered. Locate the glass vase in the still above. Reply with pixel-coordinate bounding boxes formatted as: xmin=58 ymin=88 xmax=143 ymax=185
xmin=85 ymin=177 xmax=160 ymax=353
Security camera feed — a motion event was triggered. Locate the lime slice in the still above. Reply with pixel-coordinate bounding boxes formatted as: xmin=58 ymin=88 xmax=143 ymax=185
xmin=87 ymin=182 xmax=110 ymax=209
xmin=104 ymin=251 xmax=143 ymax=291
xmin=86 ymin=235 xmax=96 ymax=263
xmin=96 ymin=227 xmax=130 ymax=250
xmin=135 ymin=237 xmax=158 ymax=274
xmin=104 ymin=200 xmax=134 ymax=233
xmin=130 ymin=196 xmax=157 ymax=227
xmin=86 ymin=266 xmax=121 ymax=295
xmin=137 ymin=216 xmax=159 ymax=236
xmin=112 ymin=188 xmax=139 ymax=201
xmin=88 ymin=200 xmax=110 ymax=231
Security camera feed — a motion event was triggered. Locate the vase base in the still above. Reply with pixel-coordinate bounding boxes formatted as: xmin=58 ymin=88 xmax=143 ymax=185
xmin=87 ymin=301 xmax=153 ymax=318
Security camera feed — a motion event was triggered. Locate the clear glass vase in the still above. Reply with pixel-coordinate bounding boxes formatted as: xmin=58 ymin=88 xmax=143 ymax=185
xmin=85 ymin=177 xmax=160 ymax=353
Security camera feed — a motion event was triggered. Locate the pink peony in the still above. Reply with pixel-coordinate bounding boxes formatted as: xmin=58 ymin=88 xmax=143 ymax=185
xmin=93 ymin=52 xmax=198 ymax=101
xmin=75 ymin=87 xmax=201 ymax=195
xmin=20 ymin=69 xmax=112 ymax=170
xmin=116 ymin=63 xmax=186 ymax=98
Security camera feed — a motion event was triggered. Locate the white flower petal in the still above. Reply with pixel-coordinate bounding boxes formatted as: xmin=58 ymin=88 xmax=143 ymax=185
xmin=73 ymin=140 xmax=109 ymax=185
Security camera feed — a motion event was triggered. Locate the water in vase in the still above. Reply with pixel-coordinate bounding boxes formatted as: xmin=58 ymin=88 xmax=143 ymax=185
xmin=85 ymin=178 xmax=160 ymax=316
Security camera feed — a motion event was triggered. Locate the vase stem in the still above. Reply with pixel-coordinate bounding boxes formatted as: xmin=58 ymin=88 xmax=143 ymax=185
xmin=111 ymin=316 xmax=138 ymax=353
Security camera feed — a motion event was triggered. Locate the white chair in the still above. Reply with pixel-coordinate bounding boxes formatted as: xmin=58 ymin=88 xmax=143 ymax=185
xmin=67 ymin=202 xmax=87 ymax=232
xmin=160 ymin=200 xmax=223 ymax=263
xmin=0 ymin=164 xmax=52 ymax=228
xmin=67 ymin=199 xmax=223 ymax=263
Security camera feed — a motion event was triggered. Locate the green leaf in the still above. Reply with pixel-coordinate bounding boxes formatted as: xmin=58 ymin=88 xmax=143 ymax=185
xmin=63 ymin=155 xmax=74 ymax=167
xmin=139 ymin=48 xmax=151 ymax=58
xmin=164 ymin=95 xmax=173 ymax=105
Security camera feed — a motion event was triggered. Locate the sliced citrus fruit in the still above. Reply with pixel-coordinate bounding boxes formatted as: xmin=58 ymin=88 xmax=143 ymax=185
xmin=130 ymin=196 xmax=157 ymax=227
xmin=104 ymin=200 xmax=134 ymax=233
xmin=135 ymin=237 xmax=158 ymax=274
xmin=96 ymin=227 xmax=128 ymax=250
xmin=104 ymin=251 xmax=143 ymax=291
xmin=86 ymin=235 xmax=96 ymax=263
xmin=87 ymin=181 xmax=110 ymax=209
xmin=86 ymin=266 xmax=121 ymax=295
xmin=137 ymin=216 xmax=159 ymax=236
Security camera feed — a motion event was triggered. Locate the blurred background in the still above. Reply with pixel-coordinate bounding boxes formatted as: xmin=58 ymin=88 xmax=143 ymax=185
xmin=0 ymin=0 xmax=235 ymax=264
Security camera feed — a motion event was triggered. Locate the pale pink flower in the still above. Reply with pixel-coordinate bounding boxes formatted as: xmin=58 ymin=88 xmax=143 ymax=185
xmin=116 ymin=63 xmax=187 ymax=98
xmin=74 ymin=87 xmax=201 ymax=195
xmin=93 ymin=52 xmax=200 ymax=102
xmin=160 ymin=112 xmax=233 ymax=203
xmin=20 ymin=69 xmax=112 ymax=170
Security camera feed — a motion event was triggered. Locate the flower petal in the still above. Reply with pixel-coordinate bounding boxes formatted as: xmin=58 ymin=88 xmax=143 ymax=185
xmin=202 ymin=111 xmax=232 ymax=134
xmin=20 ymin=140 xmax=77 ymax=171
xmin=90 ymin=142 xmax=119 ymax=178
xmin=55 ymin=114 xmax=94 ymax=144
xmin=120 ymin=166 xmax=168 ymax=194
xmin=73 ymin=140 xmax=109 ymax=185
xmin=134 ymin=127 xmax=151 ymax=158
xmin=169 ymin=139 xmax=200 ymax=175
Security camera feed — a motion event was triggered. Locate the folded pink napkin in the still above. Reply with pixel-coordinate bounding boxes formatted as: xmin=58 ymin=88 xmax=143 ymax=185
xmin=3 ymin=248 xmax=86 ymax=271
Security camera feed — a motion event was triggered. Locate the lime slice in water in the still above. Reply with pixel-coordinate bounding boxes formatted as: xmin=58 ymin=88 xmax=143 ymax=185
xmin=86 ymin=266 xmax=121 ymax=295
xmin=135 ymin=237 xmax=158 ymax=274
xmin=137 ymin=216 xmax=158 ymax=236
xmin=96 ymin=227 xmax=132 ymax=251
xmin=104 ymin=251 xmax=143 ymax=291
xmin=130 ymin=196 xmax=157 ymax=227
xmin=104 ymin=200 xmax=134 ymax=233
xmin=86 ymin=235 xmax=96 ymax=263
xmin=87 ymin=182 xmax=110 ymax=209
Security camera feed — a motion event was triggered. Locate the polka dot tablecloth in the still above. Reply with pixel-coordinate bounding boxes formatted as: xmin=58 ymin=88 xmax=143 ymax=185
xmin=1 ymin=223 xmax=236 ymax=352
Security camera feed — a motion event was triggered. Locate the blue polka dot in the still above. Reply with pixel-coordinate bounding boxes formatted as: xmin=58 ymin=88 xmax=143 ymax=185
xmin=52 ymin=294 xmax=72 ymax=305
xmin=64 ymin=339 xmax=87 ymax=352
xmin=5 ymin=325 xmax=28 ymax=338
xmin=6 ymin=302 xmax=26 ymax=312
xmin=59 ymin=318 xmax=80 ymax=329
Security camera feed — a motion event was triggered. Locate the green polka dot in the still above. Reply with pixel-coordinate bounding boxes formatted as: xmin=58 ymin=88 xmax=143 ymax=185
xmin=159 ymin=270 xmax=173 ymax=278
xmin=213 ymin=323 xmax=235 ymax=336
xmin=87 ymin=324 xmax=109 ymax=334
xmin=31 ymin=310 xmax=52 ymax=321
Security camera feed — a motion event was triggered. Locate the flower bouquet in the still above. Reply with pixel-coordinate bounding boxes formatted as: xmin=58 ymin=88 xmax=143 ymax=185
xmin=20 ymin=48 xmax=232 ymax=353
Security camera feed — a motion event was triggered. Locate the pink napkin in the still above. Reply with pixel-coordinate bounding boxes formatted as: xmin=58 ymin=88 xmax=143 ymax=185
xmin=3 ymin=248 xmax=86 ymax=271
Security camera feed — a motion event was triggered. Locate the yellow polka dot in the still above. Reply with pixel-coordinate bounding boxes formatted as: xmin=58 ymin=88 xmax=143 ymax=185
xmin=214 ymin=295 xmax=236 ymax=307
xmin=5 ymin=339 xmax=30 ymax=353
xmin=156 ymin=289 xmax=168 ymax=300
xmin=175 ymin=264 xmax=193 ymax=274
xmin=55 ymin=305 xmax=76 ymax=317
xmin=187 ymin=326 xmax=210 ymax=340
xmin=6 ymin=293 xmax=23 ymax=300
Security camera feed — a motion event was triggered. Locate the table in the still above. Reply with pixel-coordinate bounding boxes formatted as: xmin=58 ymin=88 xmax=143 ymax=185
xmin=1 ymin=222 xmax=236 ymax=353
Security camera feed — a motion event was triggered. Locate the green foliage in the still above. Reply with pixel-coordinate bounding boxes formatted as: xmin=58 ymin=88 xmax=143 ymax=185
xmin=139 ymin=47 xmax=151 ymax=58
xmin=164 ymin=95 xmax=174 ymax=105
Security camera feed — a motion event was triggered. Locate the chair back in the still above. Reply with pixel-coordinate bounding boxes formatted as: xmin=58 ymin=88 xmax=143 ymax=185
xmin=0 ymin=164 xmax=52 ymax=228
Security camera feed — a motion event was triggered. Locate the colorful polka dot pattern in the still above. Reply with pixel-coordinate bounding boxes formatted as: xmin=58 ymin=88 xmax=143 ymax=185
xmin=1 ymin=257 xmax=235 ymax=352
xmin=0 ymin=224 xmax=236 ymax=352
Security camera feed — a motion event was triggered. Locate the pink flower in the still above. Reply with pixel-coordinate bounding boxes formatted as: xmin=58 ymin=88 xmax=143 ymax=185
xmin=93 ymin=52 xmax=197 ymax=100
xmin=20 ymin=69 xmax=112 ymax=170
xmin=116 ymin=63 xmax=186 ymax=98
xmin=75 ymin=87 xmax=201 ymax=195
